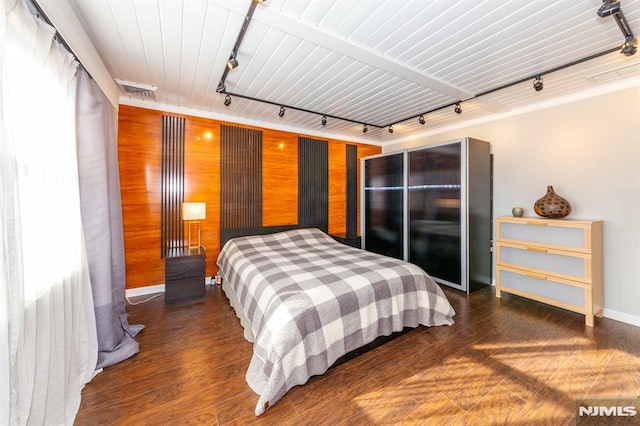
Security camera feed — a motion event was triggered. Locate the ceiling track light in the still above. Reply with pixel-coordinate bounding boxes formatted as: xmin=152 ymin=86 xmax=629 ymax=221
xmin=224 ymin=94 xmax=231 ymax=106
xmin=388 ymin=125 xmax=393 ymax=133
xmin=217 ymin=0 xmax=263 ymax=90
xmin=597 ymin=0 xmax=637 ymax=56
xmin=321 ymin=115 xmax=327 ymax=126
xmin=363 ymin=124 xmax=368 ymax=134
xmin=454 ymin=102 xmax=462 ymax=114
xmin=597 ymin=0 xmax=620 ymax=17
xmin=533 ymin=75 xmax=544 ymax=92
xmin=227 ymin=56 xmax=239 ymax=70
xmin=418 ymin=115 xmax=425 ymax=125
xmin=278 ymin=105 xmax=285 ymax=118
xmin=621 ymin=40 xmax=637 ymax=56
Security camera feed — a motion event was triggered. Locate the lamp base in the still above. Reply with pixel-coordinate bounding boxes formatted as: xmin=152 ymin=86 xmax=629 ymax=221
xmin=187 ymin=221 xmax=201 ymax=249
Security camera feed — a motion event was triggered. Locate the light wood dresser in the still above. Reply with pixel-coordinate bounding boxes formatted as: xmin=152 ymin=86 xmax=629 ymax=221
xmin=494 ymin=216 xmax=603 ymax=326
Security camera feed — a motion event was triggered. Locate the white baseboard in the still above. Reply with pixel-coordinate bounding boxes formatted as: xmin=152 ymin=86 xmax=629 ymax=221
xmin=125 ymin=284 xmax=165 ymax=297
xmin=602 ymin=308 xmax=640 ymax=328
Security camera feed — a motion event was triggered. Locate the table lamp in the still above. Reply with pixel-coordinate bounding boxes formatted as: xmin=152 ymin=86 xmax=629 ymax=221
xmin=182 ymin=202 xmax=206 ymax=249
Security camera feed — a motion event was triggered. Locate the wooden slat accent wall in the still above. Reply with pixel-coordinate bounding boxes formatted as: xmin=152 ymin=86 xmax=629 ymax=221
xmin=220 ymin=125 xmax=262 ymax=229
xmin=118 ymin=105 xmax=380 ymax=289
xmin=346 ymin=144 xmax=358 ymax=237
xmin=161 ymin=115 xmax=185 ymax=256
xmin=298 ymin=137 xmax=328 ymax=231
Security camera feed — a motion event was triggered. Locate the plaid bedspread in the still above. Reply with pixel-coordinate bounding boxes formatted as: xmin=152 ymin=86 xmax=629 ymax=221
xmin=216 ymin=228 xmax=455 ymax=416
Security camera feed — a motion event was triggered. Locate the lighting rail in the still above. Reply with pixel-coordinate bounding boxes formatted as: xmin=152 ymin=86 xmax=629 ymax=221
xmin=217 ymin=0 xmax=637 ymax=133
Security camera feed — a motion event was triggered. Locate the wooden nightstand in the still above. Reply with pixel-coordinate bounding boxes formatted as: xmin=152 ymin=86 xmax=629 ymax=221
xmin=164 ymin=246 xmax=206 ymax=305
xmin=330 ymin=233 xmax=361 ymax=249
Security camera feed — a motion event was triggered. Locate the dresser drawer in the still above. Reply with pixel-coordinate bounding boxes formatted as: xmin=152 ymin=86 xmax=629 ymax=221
xmin=496 ymin=265 xmax=588 ymax=311
xmin=165 ymin=277 xmax=205 ymax=304
xmin=496 ymin=218 xmax=592 ymax=252
xmin=496 ymin=242 xmax=592 ymax=283
xmin=166 ymin=255 xmax=205 ymax=280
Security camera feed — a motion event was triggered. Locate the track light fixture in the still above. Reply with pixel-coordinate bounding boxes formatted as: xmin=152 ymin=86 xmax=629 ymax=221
xmin=621 ymin=40 xmax=637 ymax=56
xmin=454 ymin=102 xmax=462 ymax=114
xmin=597 ymin=0 xmax=637 ymax=56
xmin=533 ymin=75 xmax=544 ymax=92
xmin=363 ymin=124 xmax=368 ymax=133
xmin=227 ymin=56 xmax=239 ymax=70
xmin=321 ymin=115 xmax=327 ymax=126
xmin=597 ymin=0 xmax=620 ymax=17
xmin=418 ymin=115 xmax=425 ymax=125
xmin=224 ymin=94 xmax=231 ymax=106
xmin=388 ymin=125 xmax=393 ymax=133
xmin=278 ymin=105 xmax=285 ymax=118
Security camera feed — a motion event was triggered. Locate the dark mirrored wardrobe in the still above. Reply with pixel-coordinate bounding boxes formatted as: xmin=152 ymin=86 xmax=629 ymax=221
xmin=362 ymin=138 xmax=492 ymax=293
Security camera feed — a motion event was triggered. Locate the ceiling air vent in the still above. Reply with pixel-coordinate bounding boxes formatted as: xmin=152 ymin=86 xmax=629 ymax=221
xmin=115 ymin=79 xmax=157 ymax=100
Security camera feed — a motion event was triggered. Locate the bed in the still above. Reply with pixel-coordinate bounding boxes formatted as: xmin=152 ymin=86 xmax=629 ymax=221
xmin=216 ymin=227 xmax=455 ymax=416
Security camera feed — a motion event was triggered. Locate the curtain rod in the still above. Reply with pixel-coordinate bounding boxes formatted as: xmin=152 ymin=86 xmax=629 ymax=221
xmin=28 ymin=0 xmax=79 ymax=62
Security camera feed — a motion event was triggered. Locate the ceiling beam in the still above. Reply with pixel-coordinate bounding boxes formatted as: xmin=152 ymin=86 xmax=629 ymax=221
xmin=251 ymin=5 xmax=475 ymax=102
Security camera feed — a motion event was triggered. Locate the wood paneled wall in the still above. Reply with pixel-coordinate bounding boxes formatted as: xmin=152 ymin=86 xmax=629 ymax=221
xmin=118 ymin=105 xmax=380 ymax=288
xmin=263 ymin=131 xmax=298 ymax=226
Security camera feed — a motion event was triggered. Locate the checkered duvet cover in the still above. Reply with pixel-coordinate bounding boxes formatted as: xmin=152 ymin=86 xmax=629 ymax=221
xmin=216 ymin=228 xmax=455 ymax=416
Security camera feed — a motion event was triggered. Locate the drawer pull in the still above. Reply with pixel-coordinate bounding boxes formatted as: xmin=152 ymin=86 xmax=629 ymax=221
xmin=525 ymin=271 xmax=547 ymax=280
xmin=525 ymin=220 xmax=547 ymax=226
xmin=526 ymin=246 xmax=548 ymax=253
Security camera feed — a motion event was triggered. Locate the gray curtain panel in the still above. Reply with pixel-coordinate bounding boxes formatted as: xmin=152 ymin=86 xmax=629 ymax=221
xmin=76 ymin=67 xmax=144 ymax=369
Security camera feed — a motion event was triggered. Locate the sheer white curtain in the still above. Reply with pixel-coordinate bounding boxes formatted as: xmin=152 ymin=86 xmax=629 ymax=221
xmin=1 ymin=0 xmax=98 ymax=424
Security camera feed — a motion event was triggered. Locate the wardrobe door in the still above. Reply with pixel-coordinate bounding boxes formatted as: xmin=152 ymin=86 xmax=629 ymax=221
xmin=363 ymin=153 xmax=404 ymax=260
xmin=408 ymin=143 xmax=462 ymax=288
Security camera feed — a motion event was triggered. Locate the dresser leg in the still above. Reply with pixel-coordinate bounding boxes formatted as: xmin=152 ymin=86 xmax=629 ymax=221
xmin=585 ymin=314 xmax=594 ymax=327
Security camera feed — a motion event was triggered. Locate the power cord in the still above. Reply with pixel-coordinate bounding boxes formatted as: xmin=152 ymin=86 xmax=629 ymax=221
xmin=125 ymin=292 xmax=164 ymax=305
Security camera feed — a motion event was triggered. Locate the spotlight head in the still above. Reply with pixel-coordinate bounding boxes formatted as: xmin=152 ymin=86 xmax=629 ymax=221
xmin=224 ymin=94 xmax=231 ymax=107
xmin=533 ymin=75 xmax=544 ymax=92
xmin=227 ymin=57 xmax=239 ymax=70
xmin=321 ymin=115 xmax=327 ymax=126
xmin=418 ymin=115 xmax=425 ymax=125
xmin=363 ymin=124 xmax=368 ymax=134
xmin=388 ymin=125 xmax=393 ymax=134
xmin=597 ymin=0 xmax=620 ymax=18
xmin=278 ymin=106 xmax=285 ymax=118
xmin=216 ymin=83 xmax=226 ymax=93
xmin=621 ymin=40 xmax=637 ymax=56
xmin=454 ymin=102 xmax=462 ymax=114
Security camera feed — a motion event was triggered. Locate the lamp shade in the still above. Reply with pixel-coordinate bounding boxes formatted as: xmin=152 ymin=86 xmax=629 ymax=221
xmin=182 ymin=202 xmax=206 ymax=221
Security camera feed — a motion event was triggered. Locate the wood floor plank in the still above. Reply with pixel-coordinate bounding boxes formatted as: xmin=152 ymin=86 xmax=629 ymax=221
xmin=74 ymin=285 xmax=640 ymax=425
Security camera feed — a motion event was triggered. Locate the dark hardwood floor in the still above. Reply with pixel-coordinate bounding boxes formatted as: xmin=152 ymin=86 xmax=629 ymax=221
xmin=74 ymin=284 xmax=640 ymax=425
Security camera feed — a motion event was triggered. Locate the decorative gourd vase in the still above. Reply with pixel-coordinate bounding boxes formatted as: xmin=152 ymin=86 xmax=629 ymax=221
xmin=534 ymin=185 xmax=572 ymax=218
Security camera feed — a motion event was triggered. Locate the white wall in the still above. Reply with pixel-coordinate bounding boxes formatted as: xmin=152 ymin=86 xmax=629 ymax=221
xmin=384 ymin=85 xmax=640 ymax=325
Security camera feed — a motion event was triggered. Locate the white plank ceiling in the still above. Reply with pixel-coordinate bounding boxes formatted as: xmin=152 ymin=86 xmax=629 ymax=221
xmin=66 ymin=0 xmax=640 ymax=145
